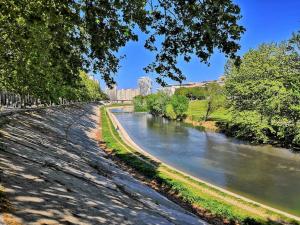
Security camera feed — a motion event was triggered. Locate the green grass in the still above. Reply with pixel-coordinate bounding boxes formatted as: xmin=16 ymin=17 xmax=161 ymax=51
xmin=101 ymin=106 xmax=296 ymax=225
xmin=187 ymin=100 xmax=231 ymax=122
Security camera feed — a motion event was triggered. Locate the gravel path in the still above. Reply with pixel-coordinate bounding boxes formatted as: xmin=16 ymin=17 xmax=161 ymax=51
xmin=0 ymin=104 xmax=206 ymax=225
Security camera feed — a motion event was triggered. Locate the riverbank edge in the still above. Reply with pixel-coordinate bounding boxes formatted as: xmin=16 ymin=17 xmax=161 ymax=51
xmin=102 ymin=106 xmax=300 ymax=224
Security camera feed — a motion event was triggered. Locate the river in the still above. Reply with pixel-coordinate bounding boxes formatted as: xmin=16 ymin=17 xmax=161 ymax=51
xmin=111 ymin=110 xmax=300 ymax=217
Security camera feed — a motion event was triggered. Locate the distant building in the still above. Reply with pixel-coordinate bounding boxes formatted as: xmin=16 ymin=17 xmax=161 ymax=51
xmin=105 ymin=85 xmax=140 ymax=101
xmin=116 ymin=88 xmax=140 ymax=100
xmin=138 ymin=76 xmax=152 ymax=96
xmin=159 ymin=76 xmax=225 ymax=96
xmin=105 ymin=85 xmax=118 ymax=101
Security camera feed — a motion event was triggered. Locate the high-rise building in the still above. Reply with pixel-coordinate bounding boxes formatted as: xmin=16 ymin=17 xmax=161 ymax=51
xmin=138 ymin=76 xmax=152 ymax=96
xmin=105 ymin=84 xmax=117 ymax=101
xmin=105 ymin=84 xmax=140 ymax=101
xmin=104 ymin=76 xmax=152 ymax=101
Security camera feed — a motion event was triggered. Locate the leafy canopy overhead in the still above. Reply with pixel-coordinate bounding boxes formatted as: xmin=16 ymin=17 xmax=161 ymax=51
xmin=0 ymin=0 xmax=245 ymax=101
xmin=84 ymin=0 xmax=245 ymax=86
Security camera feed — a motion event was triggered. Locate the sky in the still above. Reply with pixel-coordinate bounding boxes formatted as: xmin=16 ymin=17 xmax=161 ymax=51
xmin=97 ymin=0 xmax=300 ymax=90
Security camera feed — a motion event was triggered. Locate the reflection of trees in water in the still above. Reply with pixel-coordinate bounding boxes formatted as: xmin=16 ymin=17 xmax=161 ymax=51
xmin=201 ymin=132 xmax=299 ymax=209
xmin=146 ymin=116 xmax=189 ymax=138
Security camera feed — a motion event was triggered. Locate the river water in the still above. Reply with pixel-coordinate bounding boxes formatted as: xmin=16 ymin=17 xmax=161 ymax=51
xmin=112 ymin=111 xmax=300 ymax=217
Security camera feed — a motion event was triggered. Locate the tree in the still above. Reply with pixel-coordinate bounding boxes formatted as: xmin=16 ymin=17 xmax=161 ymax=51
xmin=78 ymin=71 xmax=106 ymax=101
xmin=225 ymin=38 xmax=300 ymax=146
xmin=0 ymin=0 xmax=245 ymax=102
xmin=142 ymin=92 xmax=188 ymax=120
xmin=133 ymin=95 xmax=148 ymax=112
xmin=0 ymin=1 xmax=82 ymax=103
xmin=204 ymin=83 xmax=225 ymax=121
xmin=225 ymin=43 xmax=300 ymax=122
xmin=146 ymin=92 xmax=170 ymax=116
xmin=165 ymin=104 xmax=177 ymax=120
xmin=171 ymin=95 xmax=189 ymax=119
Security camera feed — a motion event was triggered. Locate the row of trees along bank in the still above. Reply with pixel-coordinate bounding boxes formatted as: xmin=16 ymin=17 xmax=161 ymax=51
xmin=0 ymin=71 xmax=107 ymax=108
xmin=133 ymin=93 xmax=189 ymax=120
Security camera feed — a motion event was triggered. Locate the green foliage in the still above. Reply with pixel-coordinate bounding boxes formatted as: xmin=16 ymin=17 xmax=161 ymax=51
xmin=188 ymin=100 xmax=231 ymax=122
xmin=133 ymin=95 xmax=148 ymax=112
xmin=224 ymin=111 xmax=272 ymax=143
xmin=57 ymin=71 xmax=106 ymax=102
xmin=141 ymin=84 xmax=224 ymax=121
xmin=146 ymin=92 xmax=171 ymax=116
xmin=143 ymin=92 xmax=189 ymax=120
xmin=293 ymin=124 xmax=300 ymax=146
xmin=170 ymin=95 xmax=189 ymax=119
xmin=175 ymin=87 xmax=207 ymax=100
xmin=176 ymin=83 xmax=227 ymax=122
xmin=225 ymin=36 xmax=300 ymax=146
xmin=165 ymin=104 xmax=177 ymax=120
xmin=78 ymin=71 xmax=107 ymax=101
xmin=0 ymin=0 xmax=245 ymax=101
xmin=203 ymin=83 xmax=226 ymax=121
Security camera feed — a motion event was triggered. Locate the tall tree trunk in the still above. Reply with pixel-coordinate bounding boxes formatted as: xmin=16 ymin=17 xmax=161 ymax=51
xmin=21 ymin=94 xmax=25 ymax=109
xmin=204 ymin=101 xmax=211 ymax=121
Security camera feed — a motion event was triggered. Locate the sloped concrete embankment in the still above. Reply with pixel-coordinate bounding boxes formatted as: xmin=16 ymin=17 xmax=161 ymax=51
xmin=0 ymin=104 xmax=206 ymax=225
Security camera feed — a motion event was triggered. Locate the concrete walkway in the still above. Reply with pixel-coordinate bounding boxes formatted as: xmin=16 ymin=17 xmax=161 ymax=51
xmin=0 ymin=104 xmax=206 ymax=225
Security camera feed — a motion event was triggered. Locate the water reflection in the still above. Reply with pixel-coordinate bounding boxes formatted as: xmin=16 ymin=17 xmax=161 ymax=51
xmin=113 ymin=112 xmax=300 ymax=216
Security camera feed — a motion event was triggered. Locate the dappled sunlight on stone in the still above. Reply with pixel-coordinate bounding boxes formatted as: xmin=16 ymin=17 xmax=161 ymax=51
xmin=15 ymin=196 xmax=44 ymax=203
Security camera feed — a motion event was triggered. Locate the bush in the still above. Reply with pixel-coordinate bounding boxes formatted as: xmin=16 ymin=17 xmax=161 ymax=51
xmin=226 ymin=111 xmax=273 ymax=143
xmin=142 ymin=92 xmax=189 ymax=120
xmin=171 ymin=95 xmax=189 ymax=119
xmin=146 ymin=92 xmax=170 ymax=116
xmin=165 ymin=104 xmax=177 ymax=120
xmin=133 ymin=95 xmax=148 ymax=112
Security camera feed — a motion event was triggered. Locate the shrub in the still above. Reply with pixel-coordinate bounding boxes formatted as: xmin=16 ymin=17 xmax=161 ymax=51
xmin=146 ymin=92 xmax=170 ymax=116
xmin=171 ymin=95 xmax=189 ymax=119
xmin=165 ymin=104 xmax=177 ymax=120
xmin=227 ymin=111 xmax=273 ymax=143
xmin=133 ymin=95 xmax=148 ymax=112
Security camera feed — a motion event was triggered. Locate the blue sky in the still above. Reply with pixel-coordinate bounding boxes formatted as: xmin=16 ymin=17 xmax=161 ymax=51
xmin=98 ymin=0 xmax=300 ymax=90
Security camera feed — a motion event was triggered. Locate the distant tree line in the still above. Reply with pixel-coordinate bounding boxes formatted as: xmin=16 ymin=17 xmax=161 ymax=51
xmin=133 ymin=93 xmax=189 ymax=120
xmin=134 ymin=82 xmax=225 ymax=121
xmin=174 ymin=87 xmax=207 ymax=100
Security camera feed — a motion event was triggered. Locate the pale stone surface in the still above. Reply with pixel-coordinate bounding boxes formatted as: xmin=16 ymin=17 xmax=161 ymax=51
xmin=0 ymin=104 xmax=206 ymax=225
